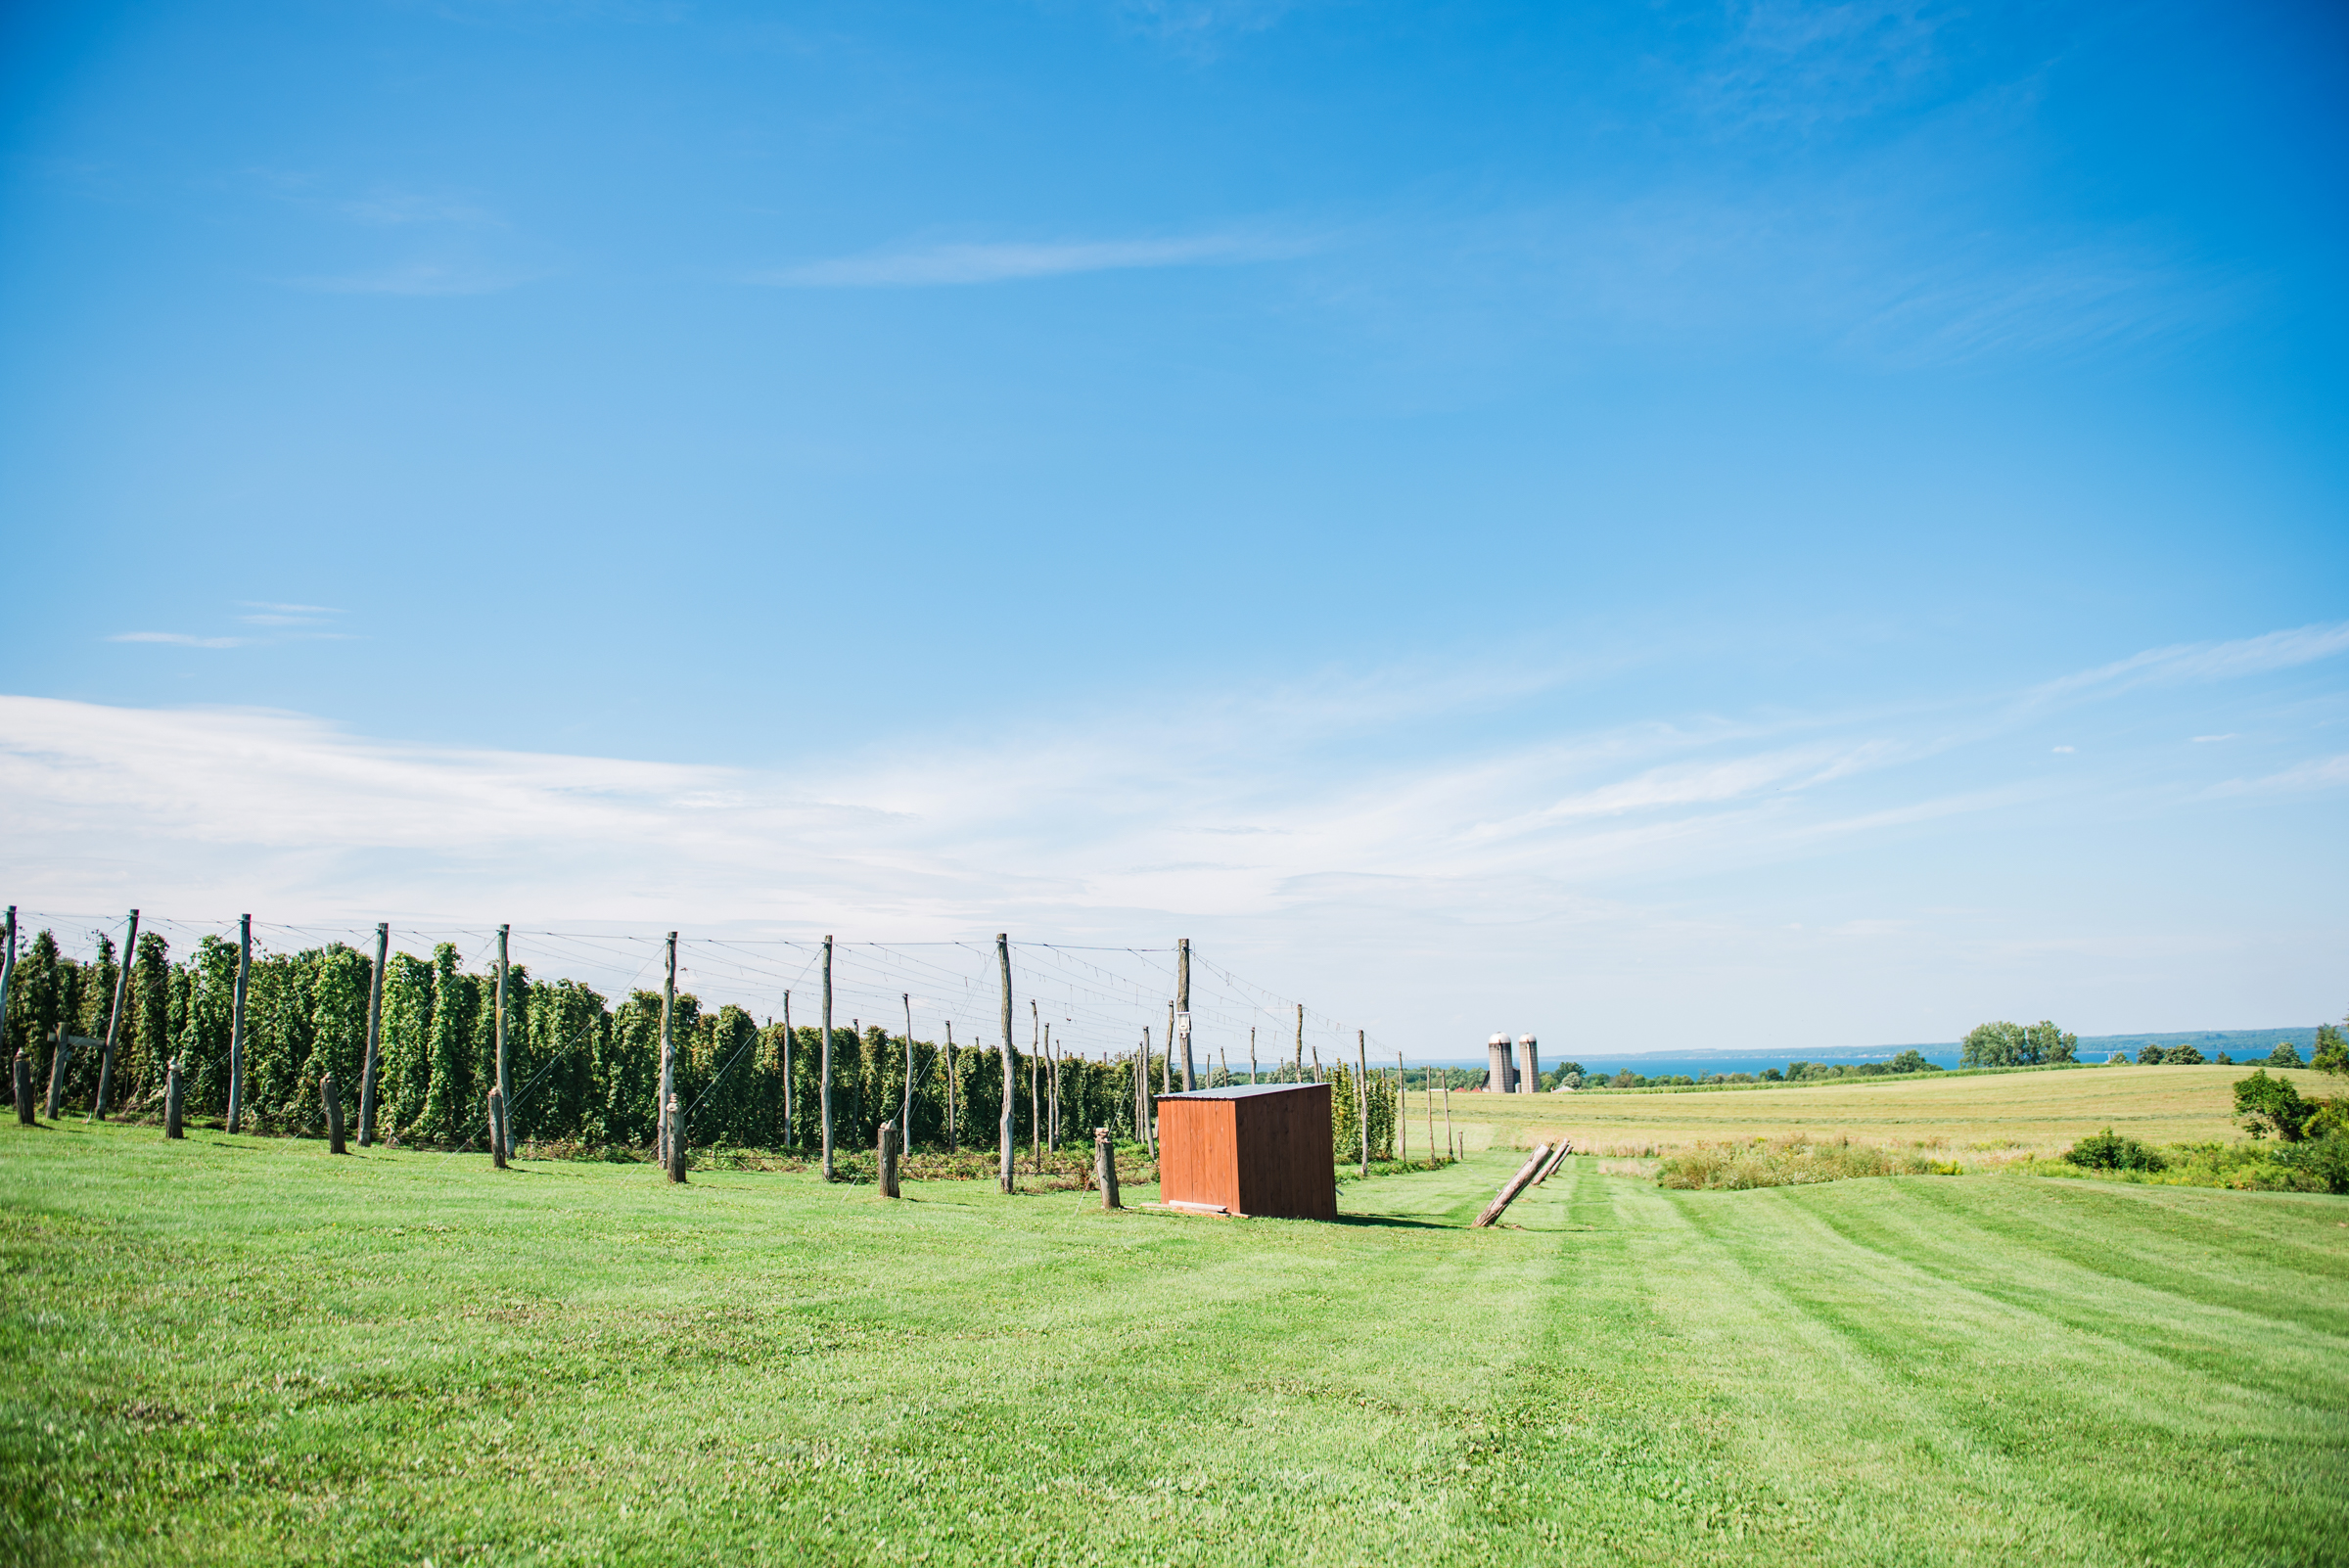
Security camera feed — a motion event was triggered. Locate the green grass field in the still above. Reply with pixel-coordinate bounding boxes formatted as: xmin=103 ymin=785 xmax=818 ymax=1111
xmin=4 ymin=1118 xmax=2344 ymax=1565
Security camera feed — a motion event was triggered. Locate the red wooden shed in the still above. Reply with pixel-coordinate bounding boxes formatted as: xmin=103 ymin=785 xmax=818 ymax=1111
xmin=1153 ymin=1083 xmax=1337 ymax=1221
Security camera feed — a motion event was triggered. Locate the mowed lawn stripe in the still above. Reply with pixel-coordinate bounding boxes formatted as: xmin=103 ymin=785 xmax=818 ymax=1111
xmin=1674 ymin=1176 xmax=2342 ymax=1566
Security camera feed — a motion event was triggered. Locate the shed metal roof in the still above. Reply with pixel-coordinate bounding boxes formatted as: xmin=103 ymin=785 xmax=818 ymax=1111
xmin=1154 ymin=1083 xmax=1327 ymax=1100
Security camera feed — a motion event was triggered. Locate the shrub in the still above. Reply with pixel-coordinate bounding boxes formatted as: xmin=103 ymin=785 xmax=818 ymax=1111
xmin=2062 ymin=1128 xmax=2165 ymax=1172
xmin=2138 ymin=1044 xmax=2167 ymax=1065
xmin=2235 ymin=1069 xmax=2314 ymax=1142
xmin=2268 ymin=1041 xmax=2306 ymax=1068
xmin=2165 ymin=1044 xmax=2205 ymax=1066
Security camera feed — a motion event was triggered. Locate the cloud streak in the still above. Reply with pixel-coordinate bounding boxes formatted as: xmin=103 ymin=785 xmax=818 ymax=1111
xmin=753 ymin=233 xmax=1309 ymax=288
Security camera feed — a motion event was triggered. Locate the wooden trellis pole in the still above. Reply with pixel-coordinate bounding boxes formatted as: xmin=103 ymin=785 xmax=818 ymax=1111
xmin=665 ymin=1092 xmax=686 ymax=1183
xmin=944 ymin=1019 xmax=956 ymax=1151
xmin=1164 ymin=1002 xmax=1174 ymax=1094
xmin=900 ymin=992 xmax=914 ymax=1151
xmin=1294 ymin=1003 xmax=1304 ymax=1084
xmin=996 ymin=933 xmax=1015 ymax=1193
xmin=879 ymin=1123 xmax=900 ymax=1199
xmin=1397 ymin=1049 xmax=1406 ymax=1162
xmin=225 ymin=914 xmax=250 ymax=1132
xmin=1249 ymin=1027 xmax=1258 ymax=1084
xmin=0 ymin=907 xmax=14 ymax=1079
xmin=495 ymin=925 xmax=512 ymax=1159
xmin=1357 ymin=1030 xmax=1370 ymax=1177
xmin=164 ymin=1057 xmax=182 ymax=1138
xmin=1030 ymin=1003 xmax=1041 ymax=1175
xmin=1443 ymin=1072 xmax=1454 ymax=1161
xmin=487 ymin=1086 xmax=507 ymax=1170
xmin=781 ymin=990 xmax=794 ymax=1149
xmin=13 ymin=1049 xmax=31 ymax=1125
xmin=823 ymin=936 xmax=837 ymax=1180
xmin=657 ymin=933 xmax=677 ymax=1169
xmin=94 ymin=909 xmax=137 ymax=1119
xmin=1176 ymin=939 xmax=1194 ymax=1090
xmin=358 ymin=923 xmax=387 ymax=1147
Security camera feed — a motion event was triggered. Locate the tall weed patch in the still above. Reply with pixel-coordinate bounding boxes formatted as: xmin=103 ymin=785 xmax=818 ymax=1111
xmin=1657 ymin=1135 xmax=1960 ymax=1190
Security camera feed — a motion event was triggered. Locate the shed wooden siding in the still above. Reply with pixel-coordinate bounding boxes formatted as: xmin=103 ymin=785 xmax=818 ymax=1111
xmin=1156 ymin=1083 xmax=1336 ymax=1221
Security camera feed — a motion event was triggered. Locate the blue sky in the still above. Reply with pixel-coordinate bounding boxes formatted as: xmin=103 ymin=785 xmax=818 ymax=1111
xmin=1 ymin=0 xmax=2344 ymax=1055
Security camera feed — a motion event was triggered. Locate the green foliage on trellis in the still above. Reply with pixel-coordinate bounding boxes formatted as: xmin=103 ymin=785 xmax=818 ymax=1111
xmin=1328 ymin=1064 xmax=1398 ymax=1163
xmin=6 ymin=929 xmax=1182 ymax=1154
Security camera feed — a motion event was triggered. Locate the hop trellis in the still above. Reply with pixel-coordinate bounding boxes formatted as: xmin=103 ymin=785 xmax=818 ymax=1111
xmin=1 ymin=911 xmax=1414 ymax=1154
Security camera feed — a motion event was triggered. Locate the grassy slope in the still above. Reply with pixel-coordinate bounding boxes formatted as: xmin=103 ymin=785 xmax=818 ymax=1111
xmin=1431 ymin=1063 xmax=2332 ymax=1158
xmin=2 ymin=1121 xmax=2343 ymax=1566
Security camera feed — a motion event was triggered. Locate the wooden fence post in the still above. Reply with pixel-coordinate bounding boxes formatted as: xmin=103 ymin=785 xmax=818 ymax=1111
xmin=488 ymin=1087 xmax=508 ymax=1170
xmin=358 ymin=923 xmax=387 ymax=1147
xmin=823 ymin=936 xmax=837 ymax=1180
xmin=94 ymin=909 xmax=137 ymax=1119
xmin=164 ymin=1058 xmax=183 ymax=1138
xmin=879 ymin=1123 xmax=899 ymax=1198
xmin=13 ymin=1048 xmax=31 ymax=1125
xmin=1471 ymin=1144 xmax=1552 ymax=1228
xmin=226 ymin=914 xmax=249 ymax=1132
xmin=322 ymin=1073 xmax=346 ymax=1154
xmin=657 ymin=932 xmax=677 ymax=1170
xmin=1095 ymin=1127 xmax=1121 ymax=1209
xmin=996 ymin=933 xmax=1016 ymax=1194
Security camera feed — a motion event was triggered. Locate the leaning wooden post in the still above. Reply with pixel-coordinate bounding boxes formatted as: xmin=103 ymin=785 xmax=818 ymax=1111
xmin=487 ymin=1087 xmax=507 ymax=1169
xmin=13 ymin=1048 xmax=32 ymax=1125
xmin=225 ymin=913 xmax=250 ymax=1132
xmin=1095 ymin=1127 xmax=1121 ymax=1209
xmin=822 ymin=937 xmax=837 ymax=1179
xmin=322 ymin=1073 xmax=346 ymax=1155
xmin=656 ymin=932 xmax=677 ymax=1169
xmin=1357 ymin=1030 xmax=1370 ymax=1177
xmin=1534 ymin=1140 xmax=1572 ymax=1184
xmin=1472 ymin=1143 xmax=1552 ymax=1228
xmin=878 ymin=1123 xmax=899 ymax=1198
xmin=1176 ymin=938 xmax=1195 ymax=1090
xmin=358 ymin=922 xmax=388 ymax=1147
xmin=665 ymin=1093 xmax=686 ymax=1183
xmin=494 ymin=925 xmax=512 ymax=1158
xmin=164 ymin=1058 xmax=183 ymax=1138
xmin=996 ymin=933 xmax=1016 ymax=1193
xmin=94 ymin=908 xmax=138 ymax=1119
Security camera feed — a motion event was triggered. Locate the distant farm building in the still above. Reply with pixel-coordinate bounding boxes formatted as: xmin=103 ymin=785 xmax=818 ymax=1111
xmin=1153 ymin=1083 xmax=1336 ymax=1220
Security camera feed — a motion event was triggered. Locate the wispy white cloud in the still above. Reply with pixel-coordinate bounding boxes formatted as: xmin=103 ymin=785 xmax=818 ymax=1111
xmin=2029 ymin=623 xmax=2349 ymax=706
xmin=8 ymin=622 xmax=2344 ymax=1047
xmin=2203 ymin=754 xmax=2349 ymax=799
xmin=108 ymin=631 xmax=242 ymax=649
xmin=752 ymin=232 xmax=1310 ymax=288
